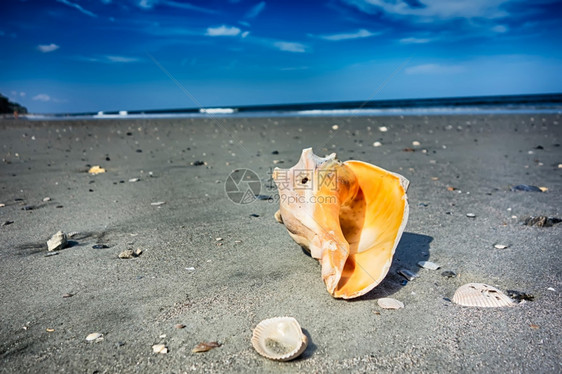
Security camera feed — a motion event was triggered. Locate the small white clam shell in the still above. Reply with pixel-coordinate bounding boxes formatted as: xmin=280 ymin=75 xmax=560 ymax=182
xmin=377 ymin=298 xmax=404 ymax=310
xmin=86 ymin=332 xmax=103 ymax=341
xmin=452 ymin=283 xmax=514 ymax=308
xmin=251 ymin=317 xmax=308 ymax=361
xmin=417 ymin=261 xmax=440 ymax=270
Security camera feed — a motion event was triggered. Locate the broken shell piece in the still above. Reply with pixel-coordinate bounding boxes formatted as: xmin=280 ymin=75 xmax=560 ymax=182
xmin=251 ymin=317 xmax=308 ymax=362
xmin=377 ymin=298 xmax=404 ymax=310
xmin=397 ymin=268 xmax=417 ymax=281
xmin=493 ymin=244 xmax=509 ymax=249
xmin=417 ymin=261 xmax=440 ymax=270
xmin=152 ymin=344 xmax=168 ymax=354
xmin=272 ymin=148 xmax=409 ymax=299
xmin=47 ymin=231 xmax=68 ymax=251
xmin=452 ymin=283 xmax=514 ymax=308
xmin=192 ymin=341 xmax=221 ymax=353
xmin=86 ymin=332 xmax=103 ymax=341
xmin=88 ymin=166 xmax=105 ymax=175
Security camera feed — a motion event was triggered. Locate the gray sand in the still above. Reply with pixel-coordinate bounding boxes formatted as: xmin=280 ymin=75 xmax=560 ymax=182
xmin=0 ymin=114 xmax=561 ymax=373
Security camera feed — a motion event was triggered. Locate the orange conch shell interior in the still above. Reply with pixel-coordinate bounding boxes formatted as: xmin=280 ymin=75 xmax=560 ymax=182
xmin=273 ymin=148 xmax=409 ymax=299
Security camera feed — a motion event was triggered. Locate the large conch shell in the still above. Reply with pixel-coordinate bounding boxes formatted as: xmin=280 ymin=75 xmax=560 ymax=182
xmin=273 ymin=148 xmax=409 ymax=299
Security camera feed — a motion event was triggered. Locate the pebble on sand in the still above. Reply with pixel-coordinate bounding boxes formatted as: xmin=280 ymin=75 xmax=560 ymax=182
xmin=373 ymin=141 xmax=382 ymax=147
xmin=192 ymin=341 xmax=221 ymax=353
xmin=47 ymin=231 xmax=68 ymax=251
xmin=152 ymin=344 xmax=168 ymax=354
xmin=378 ymin=126 xmax=388 ymax=132
xmin=331 ymin=124 xmax=339 ymax=130
xmin=494 ymin=244 xmax=509 ymax=249
xmin=417 ymin=261 xmax=440 ymax=270
xmin=118 ymin=248 xmax=142 ymax=259
xmin=88 ymin=166 xmax=106 ymax=175
xmin=377 ymin=298 xmax=404 ymax=310
xmin=466 ymin=213 xmax=476 ymax=218
xmin=86 ymin=332 xmax=103 ymax=342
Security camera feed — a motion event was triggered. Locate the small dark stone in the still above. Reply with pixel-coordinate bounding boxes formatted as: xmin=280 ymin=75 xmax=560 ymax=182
xmin=2 ymin=220 xmax=14 ymax=226
xmin=92 ymin=244 xmax=109 ymax=249
xmin=506 ymin=290 xmax=535 ymax=302
xmin=443 ymin=297 xmax=451 ymax=302
xmin=21 ymin=206 xmax=34 ymax=211
xmin=400 ymin=280 xmax=408 ymax=286
xmin=192 ymin=160 xmax=205 ymax=166
xmin=249 ymin=214 xmax=260 ymax=218
xmin=255 ymin=194 xmax=272 ymax=201
xmin=136 ymin=149 xmax=142 ymax=153
xmin=126 ymin=132 xmax=132 ymax=136
xmin=271 ymin=150 xmax=279 ymax=155
xmin=523 ymin=216 xmax=561 ymax=227
xmin=535 ymin=145 xmax=544 ymax=150
xmin=418 ymin=203 xmax=428 ymax=207
xmin=105 ymin=157 xmax=111 ymax=161
xmin=511 ymin=184 xmax=542 ymax=192
xmin=441 ymin=270 xmax=457 ymax=278
xmin=14 ymin=198 xmax=24 ymax=201
xmin=56 ymin=205 xmax=64 ymax=208
xmin=89 ymin=189 xmax=94 ymax=192
xmin=403 ymin=148 xmax=415 ymax=152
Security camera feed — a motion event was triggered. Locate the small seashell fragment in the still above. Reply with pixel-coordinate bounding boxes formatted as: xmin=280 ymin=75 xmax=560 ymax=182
xmin=118 ymin=249 xmax=141 ymax=259
xmin=493 ymin=244 xmax=509 ymax=249
xmin=192 ymin=341 xmax=221 ymax=353
xmin=46 ymin=328 xmax=55 ymax=332
xmin=452 ymin=283 xmax=514 ymax=308
xmin=417 ymin=261 xmax=440 ymax=270
xmin=397 ymin=268 xmax=417 ymax=281
xmin=43 ymin=197 xmax=51 ymax=202
xmin=251 ymin=317 xmax=307 ymax=361
xmin=151 ymin=201 xmax=166 ymax=206
xmin=377 ymin=298 xmax=404 ymax=310
xmin=331 ymin=124 xmax=339 ymax=130
xmin=466 ymin=213 xmax=476 ymax=218
xmin=373 ymin=141 xmax=382 ymax=147
xmin=441 ymin=270 xmax=456 ymax=278
xmin=128 ymin=178 xmax=140 ymax=182
xmin=175 ymin=324 xmax=186 ymax=329
xmin=152 ymin=344 xmax=168 ymax=354
xmin=412 ymin=141 xmax=421 ymax=146
xmin=86 ymin=332 xmax=103 ymax=341
xmin=378 ymin=126 xmax=388 ymax=132
xmin=47 ymin=231 xmax=68 ymax=251
xmin=88 ymin=166 xmax=106 ymax=175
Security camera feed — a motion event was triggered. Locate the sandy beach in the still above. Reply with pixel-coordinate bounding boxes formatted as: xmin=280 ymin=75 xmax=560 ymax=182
xmin=0 ymin=114 xmax=561 ymax=373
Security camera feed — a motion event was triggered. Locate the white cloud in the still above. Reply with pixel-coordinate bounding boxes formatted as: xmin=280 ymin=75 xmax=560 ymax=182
xmin=241 ymin=31 xmax=250 ymax=38
xmin=274 ymin=41 xmax=307 ymax=53
xmin=399 ymin=37 xmax=430 ymax=44
xmin=405 ymin=63 xmax=465 ymax=75
xmin=246 ymin=2 xmax=266 ymax=18
xmin=139 ymin=0 xmax=216 ymax=13
xmin=492 ymin=24 xmax=508 ymax=33
xmin=37 ymin=43 xmax=60 ymax=53
xmin=105 ymin=55 xmax=140 ymax=63
xmin=33 ymin=94 xmax=51 ymax=102
xmin=318 ymin=29 xmax=377 ymax=41
xmin=56 ymin=0 xmax=97 ymax=17
xmin=206 ymin=25 xmax=241 ymax=37
xmin=344 ymin=0 xmax=510 ymax=20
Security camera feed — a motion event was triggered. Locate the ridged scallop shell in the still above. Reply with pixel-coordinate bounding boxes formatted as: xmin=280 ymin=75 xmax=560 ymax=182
xmin=251 ymin=317 xmax=308 ymax=361
xmin=452 ymin=283 xmax=514 ymax=307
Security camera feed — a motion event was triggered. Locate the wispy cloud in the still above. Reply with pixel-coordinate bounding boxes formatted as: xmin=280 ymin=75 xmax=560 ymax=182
xmin=138 ymin=0 xmax=216 ymax=14
xmin=106 ymin=55 xmax=140 ymax=63
xmin=37 ymin=43 xmax=60 ymax=53
xmin=246 ymin=2 xmax=266 ymax=18
xmin=399 ymin=37 xmax=431 ymax=44
xmin=56 ymin=0 xmax=97 ymax=18
xmin=405 ymin=63 xmax=465 ymax=75
xmin=74 ymin=55 xmax=141 ymax=63
xmin=274 ymin=41 xmax=307 ymax=53
xmin=317 ymin=29 xmax=378 ymax=41
xmin=492 ymin=24 xmax=508 ymax=33
xmin=206 ymin=25 xmax=241 ymax=37
xmin=343 ymin=0 xmax=510 ymax=20
xmin=33 ymin=94 xmax=51 ymax=102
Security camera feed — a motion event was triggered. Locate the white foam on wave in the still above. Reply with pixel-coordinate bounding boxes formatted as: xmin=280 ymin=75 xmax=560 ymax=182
xmin=200 ymin=108 xmax=237 ymax=114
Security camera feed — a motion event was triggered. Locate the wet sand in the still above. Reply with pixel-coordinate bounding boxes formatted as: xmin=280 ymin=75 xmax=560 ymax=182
xmin=0 ymin=114 xmax=561 ymax=373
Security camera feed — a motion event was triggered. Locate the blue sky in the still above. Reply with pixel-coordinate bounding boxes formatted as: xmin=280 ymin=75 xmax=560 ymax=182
xmin=1 ymin=0 xmax=561 ymax=113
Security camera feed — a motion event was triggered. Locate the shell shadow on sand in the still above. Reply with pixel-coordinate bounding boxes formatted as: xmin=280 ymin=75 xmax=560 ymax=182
xmin=352 ymin=232 xmax=433 ymax=301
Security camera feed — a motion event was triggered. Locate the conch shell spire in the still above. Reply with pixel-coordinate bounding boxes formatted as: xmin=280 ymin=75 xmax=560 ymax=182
xmin=273 ymin=148 xmax=409 ymax=299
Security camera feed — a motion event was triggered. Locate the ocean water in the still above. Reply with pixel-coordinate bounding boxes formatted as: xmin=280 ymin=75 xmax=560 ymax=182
xmin=27 ymin=93 xmax=562 ymax=120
